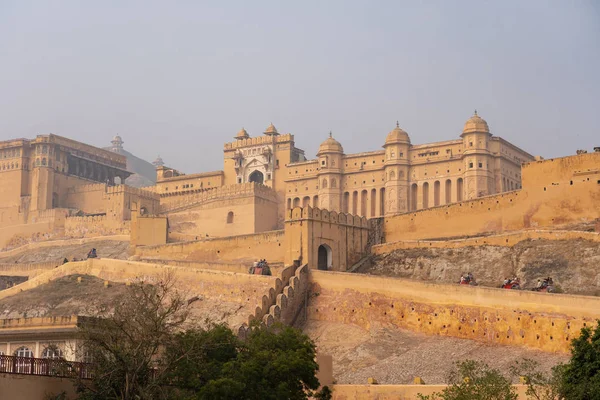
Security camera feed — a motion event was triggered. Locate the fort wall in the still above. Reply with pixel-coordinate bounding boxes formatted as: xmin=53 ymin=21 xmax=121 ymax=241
xmin=308 ymin=270 xmax=600 ymax=353
xmin=383 ymin=152 xmax=600 ymax=242
xmin=0 ymin=259 xmax=277 ymax=316
xmin=0 ymin=260 xmax=63 ymax=278
xmin=0 ymin=235 xmax=129 ymax=259
xmin=136 ymin=230 xmax=285 ymax=263
xmin=64 ymin=215 xmax=130 ymax=238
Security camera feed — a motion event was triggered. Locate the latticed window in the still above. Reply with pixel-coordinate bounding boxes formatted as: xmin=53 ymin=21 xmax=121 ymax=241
xmin=42 ymin=346 xmax=63 ymax=359
xmin=14 ymin=346 xmax=34 ymax=373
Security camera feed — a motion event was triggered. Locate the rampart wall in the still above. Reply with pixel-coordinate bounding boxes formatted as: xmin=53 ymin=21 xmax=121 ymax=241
xmin=0 ymin=261 xmax=62 ymax=278
xmin=308 ymin=270 xmax=600 ymax=353
xmin=383 ymin=152 xmax=600 ymax=242
xmin=136 ymin=230 xmax=285 ymax=263
xmin=0 ymin=235 xmax=129 ymax=259
xmin=0 ymin=259 xmax=277 ymax=320
xmin=64 ymin=215 xmax=130 ymax=238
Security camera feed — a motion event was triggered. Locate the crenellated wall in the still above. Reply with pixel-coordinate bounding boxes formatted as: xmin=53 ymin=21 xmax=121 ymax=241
xmin=308 ymin=270 xmax=600 ymax=354
xmin=135 ymin=230 xmax=285 ymax=263
xmin=383 ymin=152 xmax=600 ymax=242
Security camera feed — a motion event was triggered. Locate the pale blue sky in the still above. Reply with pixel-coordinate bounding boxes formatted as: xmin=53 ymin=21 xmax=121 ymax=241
xmin=1 ymin=1 xmax=599 ymax=172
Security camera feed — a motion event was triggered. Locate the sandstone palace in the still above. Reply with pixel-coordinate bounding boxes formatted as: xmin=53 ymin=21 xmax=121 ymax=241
xmin=0 ymin=111 xmax=583 ymax=250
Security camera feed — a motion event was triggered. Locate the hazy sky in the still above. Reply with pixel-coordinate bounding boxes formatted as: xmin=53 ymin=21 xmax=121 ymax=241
xmin=1 ymin=1 xmax=599 ymax=173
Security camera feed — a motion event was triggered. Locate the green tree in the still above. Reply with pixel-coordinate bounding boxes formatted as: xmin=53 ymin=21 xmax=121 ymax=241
xmin=75 ymin=274 xmax=189 ymax=400
xmin=510 ymin=358 xmax=563 ymax=400
xmin=418 ymin=360 xmax=517 ymax=400
xmin=558 ymin=320 xmax=600 ymax=399
xmin=163 ymin=322 xmax=330 ymax=400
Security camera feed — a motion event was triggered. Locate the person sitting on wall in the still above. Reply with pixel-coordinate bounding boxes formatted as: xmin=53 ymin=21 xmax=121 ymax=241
xmin=87 ymin=248 xmax=97 ymax=259
xmin=536 ymin=279 xmax=543 ymax=289
xmin=62 ymin=257 xmax=69 ymax=264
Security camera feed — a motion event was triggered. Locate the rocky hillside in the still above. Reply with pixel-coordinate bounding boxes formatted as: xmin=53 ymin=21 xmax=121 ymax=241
xmin=365 ymin=239 xmax=600 ymax=296
xmin=0 ymin=274 xmax=251 ymax=328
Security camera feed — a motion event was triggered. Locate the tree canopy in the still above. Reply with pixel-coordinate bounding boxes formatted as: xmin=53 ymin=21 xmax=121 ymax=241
xmin=73 ymin=275 xmax=329 ymax=400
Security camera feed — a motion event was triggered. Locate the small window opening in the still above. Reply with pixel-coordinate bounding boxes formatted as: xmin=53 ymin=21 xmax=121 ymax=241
xmin=227 ymin=211 xmax=234 ymax=224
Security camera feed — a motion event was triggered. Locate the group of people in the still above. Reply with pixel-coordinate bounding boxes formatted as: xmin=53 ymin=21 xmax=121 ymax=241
xmin=535 ymin=277 xmax=554 ymax=290
xmin=502 ymin=277 xmax=521 ymax=289
xmin=459 ymin=272 xmax=475 ymax=285
xmin=249 ymin=259 xmax=272 ymax=276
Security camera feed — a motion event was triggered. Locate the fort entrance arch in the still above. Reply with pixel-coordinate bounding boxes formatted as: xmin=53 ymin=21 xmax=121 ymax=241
xmin=249 ymin=170 xmax=264 ymax=184
xmin=317 ymin=244 xmax=332 ymax=270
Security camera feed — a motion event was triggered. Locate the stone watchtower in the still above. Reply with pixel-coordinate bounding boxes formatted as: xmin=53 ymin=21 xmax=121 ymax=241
xmin=316 ymin=133 xmax=343 ymax=212
xmin=461 ymin=111 xmax=494 ymax=200
xmin=383 ymin=122 xmax=411 ymax=213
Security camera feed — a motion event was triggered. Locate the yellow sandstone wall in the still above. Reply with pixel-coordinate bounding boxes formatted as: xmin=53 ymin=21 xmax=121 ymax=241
xmin=308 ymin=270 xmax=600 ymax=353
xmin=135 ymin=230 xmax=285 ymax=263
xmin=329 ymin=384 xmax=529 ymax=400
xmin=383 ymin=152 xmax=600 ymax=242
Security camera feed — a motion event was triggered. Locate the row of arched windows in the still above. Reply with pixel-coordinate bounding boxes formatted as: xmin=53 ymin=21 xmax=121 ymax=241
xmin=0 ymin=148 xmax=21 ymax=158
xmin=1 ymin=162 xmax=19 ymax=170
xmin=321 ymin=178 xmax=337 ymax=189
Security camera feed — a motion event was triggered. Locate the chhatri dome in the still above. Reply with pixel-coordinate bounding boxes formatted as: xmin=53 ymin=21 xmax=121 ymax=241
xmin=264 ymin=123 xmax=279 ymax=136
xmin=152 ymin=155 xmax=164 ymax=167
xmin=110 ymin=135 xmax=124 ymax=151
xmin=462 ymin=110 xmax=490 ymax=135
xmin=384 ymin=121 xmax=411 ymax=145
xmin=234 ymin=127 xmax=249 ymax=140
xmin=317 ymin=132 xmax=344 ymax=155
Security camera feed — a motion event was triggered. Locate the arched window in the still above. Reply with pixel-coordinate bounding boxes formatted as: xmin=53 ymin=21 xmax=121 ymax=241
xmin=14 ymin=346 xmax=34 ymax=373
xmin=35 ymin=158 xmax=41 ymax=166
xmin=42 ymin=158 xmax=47 ymax=166
xmin=390 ymin=171 xmax=396 ymax=180
xmin=42 ymin=346 xmax=63 ymax=359
xmin=331 ymin=178 xmax=337 ymax=188
xmin=322 ymin=179 xmax=328 ymax=189
xmin=227 ymin=211 xmax=234 ymax=224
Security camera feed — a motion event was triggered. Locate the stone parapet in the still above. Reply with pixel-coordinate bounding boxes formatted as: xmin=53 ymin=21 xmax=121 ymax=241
xmin=224 ymin=133 xmax=294 ymax=150
xmin=159 ymin=182 xmax=277 ymax=213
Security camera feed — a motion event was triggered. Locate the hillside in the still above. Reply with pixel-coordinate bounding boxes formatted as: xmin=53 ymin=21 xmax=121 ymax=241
xmin=0 ymin=274 xmax=250 ymax=328
xmin=365 ymin=238 xmax=600 ymax=296
xmin=306 ymin=320 xmax=568 ymax=384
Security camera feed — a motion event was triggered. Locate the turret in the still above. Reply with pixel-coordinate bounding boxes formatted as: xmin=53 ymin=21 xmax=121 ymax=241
xmin=316 ymin=132 xmax=343 ymax=211
xmin=383 ymin=122 xmax=410 ymax=214
xmin=461 ymin=111 xmax=494 ymax=199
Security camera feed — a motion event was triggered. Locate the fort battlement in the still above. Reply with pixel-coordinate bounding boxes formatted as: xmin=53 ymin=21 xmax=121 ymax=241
xmin=286 ymin=206 xmax=369 ymax=229
xmin=104 ymin=185 xmax=159 ymax=200
xmin=66 ymin=183 xmax=107 ymax=194
xmin=0 ymin=315 xmax=79 ymax=330
xmin=159 ymin=182 xmax=277 ymax=213
xmin=224 ymin=133 xmax=294 ymax=150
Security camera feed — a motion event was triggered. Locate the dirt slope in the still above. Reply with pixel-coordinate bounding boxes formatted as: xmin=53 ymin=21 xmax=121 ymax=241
xmin=366 ymin=239 xmax=600 ymax=295
xmin=305 ymin=320 xmax=568 ymax=384
xmin=0 ymin=274 xmax=250 ymax=328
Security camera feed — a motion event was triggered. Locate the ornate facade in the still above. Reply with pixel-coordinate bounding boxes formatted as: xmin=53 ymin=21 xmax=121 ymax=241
xmin=156 ymin=112 xmax=534 ymax=223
